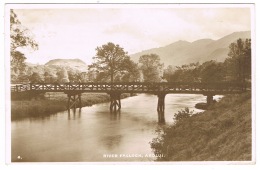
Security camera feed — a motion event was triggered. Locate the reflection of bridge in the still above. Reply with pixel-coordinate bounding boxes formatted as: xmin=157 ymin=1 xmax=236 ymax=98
xmin=11 ymin=82 xmax=246 ymax=122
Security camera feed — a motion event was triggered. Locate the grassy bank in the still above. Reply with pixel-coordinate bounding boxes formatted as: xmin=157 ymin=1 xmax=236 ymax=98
xmin=150 ymin=92 xmax=252 ymax=161
xmin=11 ymin=92 xmax=130 ymax=120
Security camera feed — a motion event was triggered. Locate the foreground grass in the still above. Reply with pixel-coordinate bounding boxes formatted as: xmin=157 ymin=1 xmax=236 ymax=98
xmin=150 ymin=92 xmax=252 ymax=161
xmin=11 ymin=92 xmax=130 ymax=120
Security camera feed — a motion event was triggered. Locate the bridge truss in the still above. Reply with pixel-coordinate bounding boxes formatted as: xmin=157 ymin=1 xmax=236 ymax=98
xmin=11 ymin=82 xmax=247 ymax=123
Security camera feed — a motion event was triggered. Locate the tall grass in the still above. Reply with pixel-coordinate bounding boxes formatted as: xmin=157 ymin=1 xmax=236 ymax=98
xmin=11 ymin=100 xmax=67 ymax=120
xmin=150 ymin=92 xmax=252 ymax=161
xmin=11 ymin=92 xmax=130 ymax=120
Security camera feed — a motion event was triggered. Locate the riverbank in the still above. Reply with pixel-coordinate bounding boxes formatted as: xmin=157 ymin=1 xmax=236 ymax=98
xmin=11 ymin=92 xmax=130 ymax=120
xmin=150 ymin=92 xmax=252 ymax=161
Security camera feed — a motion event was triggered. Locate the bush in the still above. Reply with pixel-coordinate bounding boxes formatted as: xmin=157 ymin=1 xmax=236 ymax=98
xmin=173 ymin=107 xmax=194 ymax=123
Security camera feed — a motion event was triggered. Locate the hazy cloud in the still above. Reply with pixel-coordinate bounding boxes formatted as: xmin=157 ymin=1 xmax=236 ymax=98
xmin=12 ymin=5 xmax=252 ymax=64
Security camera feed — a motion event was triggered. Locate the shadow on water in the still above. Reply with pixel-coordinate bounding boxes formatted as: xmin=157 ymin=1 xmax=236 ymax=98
xmin=110 ymin=110 xmax=121 ymax=121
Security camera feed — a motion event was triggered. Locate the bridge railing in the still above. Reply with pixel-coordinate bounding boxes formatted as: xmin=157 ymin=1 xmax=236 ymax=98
xmin=11 ymin=84 xmax=31 ymax=92
xmin=11 ymin=82 xmax=247 ymax=93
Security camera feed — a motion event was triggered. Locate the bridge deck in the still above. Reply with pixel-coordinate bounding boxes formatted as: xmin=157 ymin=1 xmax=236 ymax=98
xmin=11 ymin=82 xmax=246 ymax=95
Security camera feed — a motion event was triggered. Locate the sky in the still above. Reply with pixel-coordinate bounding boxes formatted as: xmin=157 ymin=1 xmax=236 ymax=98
xmin=11 ymin=4 xmax=252 ymax=65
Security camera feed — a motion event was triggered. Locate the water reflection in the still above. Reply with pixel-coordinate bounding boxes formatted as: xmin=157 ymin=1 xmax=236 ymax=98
xmin=157 ymin=111 xmax=165 ymax=125
xmin=12 ymin=94 xmax=211 ymax=162
xmin=68 ymin=108 xmax=81 ymax=120
xmin=101 ymin=135 xmax=123 ymax=150
xmin=110 ymin=110 xmax=121 ymax=121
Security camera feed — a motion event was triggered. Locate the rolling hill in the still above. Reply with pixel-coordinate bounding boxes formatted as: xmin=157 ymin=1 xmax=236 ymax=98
xmin=130 ymin=31 xmax=251 ymax=66
xmin=45 ymin=59 xmax=88 ymax=72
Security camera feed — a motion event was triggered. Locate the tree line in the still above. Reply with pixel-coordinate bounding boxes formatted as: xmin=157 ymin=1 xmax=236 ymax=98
xmin=87 ymin=38 xmax=251 ymax=84
xmin=163 ymin=38 xmax=251 ymax=84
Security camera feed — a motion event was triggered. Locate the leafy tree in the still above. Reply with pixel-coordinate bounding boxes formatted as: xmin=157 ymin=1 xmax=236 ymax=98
xmin=139 ymin=54 xmax=163 ymax=82
xmin=163 ymin=62 xmax=200 ymax=82
xmin=43 ymin=67 xmax=57 ymax=83
xmin=68 ymin=70 xmax=81 ymax=82
xmin=89 ymin=42 xmax=131 ymax=82
xmin=199 ymin=60 xmax=225 ymax=83
xmin=86 ymin=69 xmax=97 ymax=82
xmin=11 ymin=51 xmax=26 ymax=74
xmin=10 ymin=9 xmax=38 ymax=82
xmin=163 ymin=65 xmax=175 ymax=82
xmin=119 ymin=59 xmax=140 ymax=82
xmin=224 ymin=38 xmax=251 ymax=82
xmin=17 ymin=72 xmax=30 ymax=83
xmin=56 ymin=68 xmax=69 ymax=83
xmin=95 ymin=71 xmax=110 ymax=82
xmin=44 ymin=71 xmax=57 ymax=83
xmin=29 ymin=72 xmax=43 ymax=83
xmin=44 ymin=71 xmax=50 ymax=82
xmin=79 ymin=72 xmax=88 ymax=83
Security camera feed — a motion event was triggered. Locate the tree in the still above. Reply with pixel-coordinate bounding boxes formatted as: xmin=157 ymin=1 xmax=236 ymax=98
xmin=29 ymin=72 xmax=43 ymax=83
xmin=10 ymin=9 xmax=38 ymax=82
xmin=44 ymin=71 xmax=57 ymax=83
xmin=44 ymin=71 xmax=50 ymax=82
xmin=56 ymin=68 xmax=69 ymax=83
xmin=139 ymin=54 xmax=163 ymax=82
xmin=167 ymin=62 xmax=200 ymax=82
xmin=163 ymin=65 xmax=175 ymax=82
xmin=89 ymin=42 xmax=131 ymax=82
xmin=224 ymin=38 xmax=251 ymax=82
xmin=11 ymin=51 xmax=26 ymax=74
xmin=68 ymin=69 xmax=81 ymax=82
xmin=79 ymin=72 xmax=88 ymax=83
xmin=199 ymin=60 xmax=224 ymax=83
xmin=87 ymin=69 xmax=97 ymax=82
xmin=43 ymin=67 xmax=57 ymax=83
xmin=17 ymin=72 xmax=30 ymax=83
xmin=119 ymin=59 xmax=140 ymax=82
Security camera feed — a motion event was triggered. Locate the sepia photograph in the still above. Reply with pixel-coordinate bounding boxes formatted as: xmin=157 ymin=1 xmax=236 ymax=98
xmin=6 ymin=3 xmax=255 ymax=163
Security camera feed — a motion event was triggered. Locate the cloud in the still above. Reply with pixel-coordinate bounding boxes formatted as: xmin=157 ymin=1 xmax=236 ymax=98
xmin=12 ymin=6 xmax=252 ymax=64
xmin=173 ymin=8 xmax=251 ymax=38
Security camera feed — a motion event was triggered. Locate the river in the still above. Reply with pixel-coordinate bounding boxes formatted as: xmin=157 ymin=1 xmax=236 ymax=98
xmin=11 ymin=94 xmax=221 ymax=162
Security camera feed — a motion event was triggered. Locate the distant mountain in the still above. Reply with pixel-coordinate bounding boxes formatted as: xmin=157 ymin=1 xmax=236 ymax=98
xmin=45 ymin=59 xmax=88 ymax=72
xmin=130 ymin=31 xmax=251 ymax=66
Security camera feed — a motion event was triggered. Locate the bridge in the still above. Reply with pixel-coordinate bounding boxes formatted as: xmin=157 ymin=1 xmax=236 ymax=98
xmin=11 ymin=82 xmax=246 ymax=122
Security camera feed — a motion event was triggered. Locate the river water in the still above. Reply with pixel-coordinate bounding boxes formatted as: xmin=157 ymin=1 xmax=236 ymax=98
xmin=11 ymin=94 xmax=221 ymax=162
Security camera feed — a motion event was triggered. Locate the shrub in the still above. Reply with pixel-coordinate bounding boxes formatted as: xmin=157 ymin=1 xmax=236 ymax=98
xmin=173 ymin=107 xmax=194 ymax=123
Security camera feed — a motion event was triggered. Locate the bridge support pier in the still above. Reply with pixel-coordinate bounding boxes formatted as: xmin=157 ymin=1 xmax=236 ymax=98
xmin=109 ymin=92 xmax=121 ymax=112
xmin=157 ymin=93 xmax=166 ymax=112
xmin=206 ymin=94 xmax=214 ymax=105
xmin=66 ymin=93 xmax=82 ymax=110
